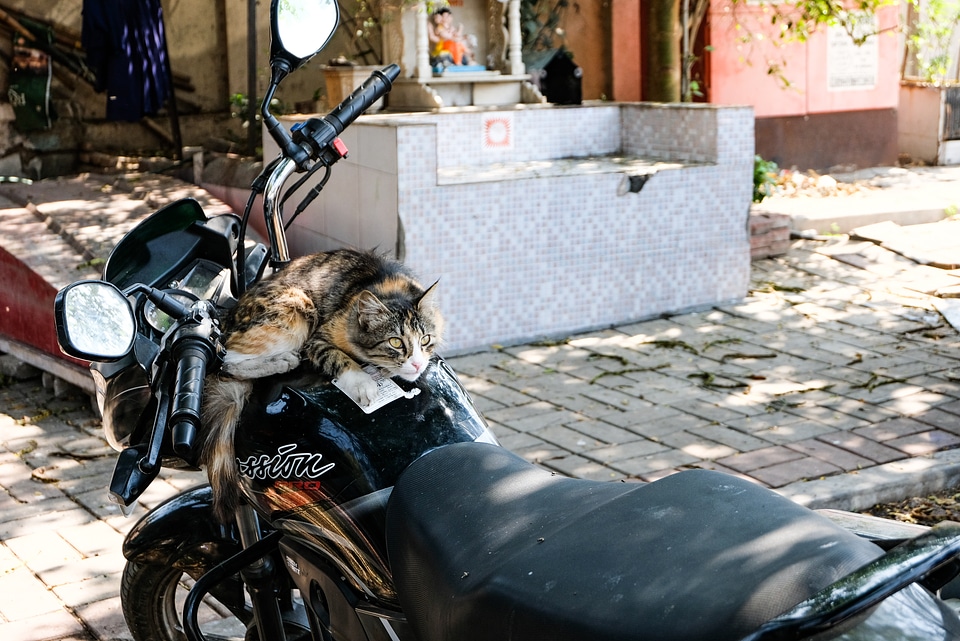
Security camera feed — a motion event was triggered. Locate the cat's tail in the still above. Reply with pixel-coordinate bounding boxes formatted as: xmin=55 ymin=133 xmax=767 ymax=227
xmin=200 ymin=376 xmax=253 ymax=523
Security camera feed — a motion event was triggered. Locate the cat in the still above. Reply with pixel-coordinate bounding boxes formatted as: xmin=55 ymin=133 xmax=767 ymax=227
xmin=200 ymin=248 xmax=443 ymax=521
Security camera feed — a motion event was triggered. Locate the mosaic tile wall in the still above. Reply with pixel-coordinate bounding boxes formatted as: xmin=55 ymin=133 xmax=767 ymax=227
xmin=282 ymin=104 xmax=754 ymax=354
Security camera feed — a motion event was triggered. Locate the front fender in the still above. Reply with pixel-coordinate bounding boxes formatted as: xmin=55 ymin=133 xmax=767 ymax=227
xmin=123 ymin=484 xmax=242 ymax=575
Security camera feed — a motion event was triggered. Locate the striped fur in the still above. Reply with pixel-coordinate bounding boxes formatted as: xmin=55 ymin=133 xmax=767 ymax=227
xmin=201 ymin=249 xmax=443 ymax=521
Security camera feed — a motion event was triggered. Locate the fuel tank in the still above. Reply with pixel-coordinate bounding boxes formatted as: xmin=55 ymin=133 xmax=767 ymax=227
xmin=233 ymin=356 xmax=496 ymax=605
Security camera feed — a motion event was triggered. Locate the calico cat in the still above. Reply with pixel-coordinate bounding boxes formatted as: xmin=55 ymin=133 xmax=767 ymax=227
xmin=201 ymin=248 xmax=443 ymax=521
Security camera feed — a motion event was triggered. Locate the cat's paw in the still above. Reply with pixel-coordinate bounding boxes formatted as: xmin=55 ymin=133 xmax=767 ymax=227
xmin=336 ymin=368 xmax=379 ymax=407
xmin=222 ymin=351 xmax=300 ymax=379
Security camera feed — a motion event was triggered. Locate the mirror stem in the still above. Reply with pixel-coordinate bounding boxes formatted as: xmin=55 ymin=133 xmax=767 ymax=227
xmin=262 ymin=64 xmax=310 ymax=169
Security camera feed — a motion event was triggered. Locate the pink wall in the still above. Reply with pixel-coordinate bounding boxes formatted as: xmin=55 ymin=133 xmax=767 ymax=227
xmin=610 ymin=1 xmax=898 ymax=115
xmin=707 ymin=2 xmax=899 ymax=117
xmin=611 ymin=0 xmax=641 ymax=102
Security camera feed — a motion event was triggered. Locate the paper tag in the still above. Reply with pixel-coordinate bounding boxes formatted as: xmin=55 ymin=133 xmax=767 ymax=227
xmin=333 ymin=365 xmax=420 ymax=414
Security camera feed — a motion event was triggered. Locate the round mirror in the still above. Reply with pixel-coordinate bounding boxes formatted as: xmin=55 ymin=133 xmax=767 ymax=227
xmin=272 ymin=0 xmax=339 ymax=70
xmin=55 ymin=281 xmax=136 ymax=361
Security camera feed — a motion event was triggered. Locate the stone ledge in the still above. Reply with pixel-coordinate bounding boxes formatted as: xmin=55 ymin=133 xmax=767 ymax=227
xmin=750 ymin=212 xmax=791 ymax=260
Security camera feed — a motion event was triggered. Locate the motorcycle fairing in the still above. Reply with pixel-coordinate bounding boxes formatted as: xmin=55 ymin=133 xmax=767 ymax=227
xmin=279 ymin=536 xmax=415 ymax=641
xmin=103 ymin=198 xmax=236 ymax=290
xmin=234 ymin=356 xmax=497 ymax=606
xmin=95 ymin=198 xmax=250 ymax=464
xmin=385 ymin=442 xmax=960 ymax=641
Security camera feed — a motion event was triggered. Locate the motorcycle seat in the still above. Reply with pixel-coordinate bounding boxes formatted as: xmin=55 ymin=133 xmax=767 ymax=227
xmin=385 ymin=442 xmax=882 ymax=641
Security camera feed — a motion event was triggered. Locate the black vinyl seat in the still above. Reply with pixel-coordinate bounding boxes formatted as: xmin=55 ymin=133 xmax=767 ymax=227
xmin=385 ymin=442 xmax=882 ymax=641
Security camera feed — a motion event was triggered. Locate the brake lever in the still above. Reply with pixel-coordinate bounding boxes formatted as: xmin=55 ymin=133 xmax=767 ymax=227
xmin=108 ymin=359 xmax=171 ymax=512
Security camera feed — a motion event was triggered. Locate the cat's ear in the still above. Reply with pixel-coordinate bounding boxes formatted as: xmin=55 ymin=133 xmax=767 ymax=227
xmin=416 ymin=280 xmax=440 ymax=309
xmin=356 ymin=290 xmax=389 ymax=328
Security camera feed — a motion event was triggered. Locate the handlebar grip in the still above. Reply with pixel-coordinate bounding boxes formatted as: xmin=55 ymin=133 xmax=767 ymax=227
xmin=169 ymin=340 xmax=212 ymax=457
xmin=326 ymin=64 xmax=401 ymax=134
xmin=295 ymin=64 xmax=402 ymax=157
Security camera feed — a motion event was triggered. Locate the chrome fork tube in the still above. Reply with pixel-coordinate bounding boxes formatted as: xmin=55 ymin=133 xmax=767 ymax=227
xmin=263 ymin=156 xmax=298 ymax=267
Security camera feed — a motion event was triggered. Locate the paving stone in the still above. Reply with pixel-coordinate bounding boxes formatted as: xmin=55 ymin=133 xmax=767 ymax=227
xmin=531 ymin=424 xmax=606 ymax=453
xmin=781 ymin=403 xmax=872 ymax=431
xmin=914 ymin=407 xmax=960 ymax=435
xmin=508 ymin=374 xmax=627 ymax=416
xmin=669 ymin=399 xmax=752 ymax=423
xmin=541 ymin=454 xmax=625 ymax=481
xmin=716 ymin=445 xmax=805 ymax=473
xmin=0 ymin=566 xmax=64 ymax=620
xmin=786 ymin=438 xmax=873 ymax=472
xmin=35 ymin=552 xmax=126 ymax=589
xmin=935 ymin=398 xmax=960 ymax=416
xmin=74 ymin=596 xmax=134 ymax=641
xmin=618 ymin=411 xmax=713 ymax=440
xmin=579 ymin=385 xmax=650 ymax=411
xmin=57 ymin=521 xmax=125 ymax=558
xmin=723 ymin=410 xmax=809 ymax=434
xmin=687 ymin=423 xmax=771 ymax=452
xmin=495 ymin=432 xmax=550 ymax=452
xmin=749 ymin=456 xmax=843 ymax=487
xmin=752 ymin=421 xmax=838 ymax=445
xmin=594 ymin=404 xmax=682 ymax=428
xmin=52 ymin=572 xmax=123 ymax=608
xmin=817 ymin=433 xmax=907 ymax=465
xmin=582 ymin=439 xmax=669 ymax=464
xmin=561 ymin=418 xmax=643 ymax=445
xmin=818 ymin=396 xmax=902 ymax=424
xmin=508 ymin=440 xmax=569 ymax=465
xmin=458 ymin=374 xmax=537 ymax=407
xmin=911 ymin=375 xmax=960 ymax=399
xmin=0 ymin=505 xmax=95 ymax=541
xmin=654 ymin=431 xmax=738 ymax=460
xmin=852 ymin=417 xmax=936 ymax=442
xmin=4 ymin=531 xmax=83 ymax=576
xmin=610 ymin=450 xmax=701 ymax=477
xmin=481 ymin=401 xmax=564 ymax=431
xmin=0 ymin=609 xmax=87 ymax=641
xmin=884 ymin=430 xmax=960 ymax=456
xmin=692 ymin=459 xmax=773 ymax=485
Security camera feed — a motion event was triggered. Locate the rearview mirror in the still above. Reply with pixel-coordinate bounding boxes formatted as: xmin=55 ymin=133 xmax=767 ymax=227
xmin=55 ymin=281 xmax=136 ymax=361
xmin=270 ymin=0 xmax=339 ymax=73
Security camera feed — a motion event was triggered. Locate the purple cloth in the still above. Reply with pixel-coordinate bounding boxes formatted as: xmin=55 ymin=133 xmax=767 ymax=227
xmin=82 ymin=0 xmax=171 ymax=121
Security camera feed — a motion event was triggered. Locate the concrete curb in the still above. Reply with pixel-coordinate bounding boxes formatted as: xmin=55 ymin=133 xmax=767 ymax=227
xmin=779 ymin=448 xmax=960 ymax=512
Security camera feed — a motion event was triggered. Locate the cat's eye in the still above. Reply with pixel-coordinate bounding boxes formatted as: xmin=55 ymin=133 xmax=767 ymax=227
xmin=421 ymin=335 xmax=431 ymax=346
xmin=389 ymin=337 xmax=404 ymax=349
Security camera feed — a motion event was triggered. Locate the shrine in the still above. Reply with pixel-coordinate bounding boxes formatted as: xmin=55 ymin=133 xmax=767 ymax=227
xmin=381 ymin=0 xmax=544 ymax=110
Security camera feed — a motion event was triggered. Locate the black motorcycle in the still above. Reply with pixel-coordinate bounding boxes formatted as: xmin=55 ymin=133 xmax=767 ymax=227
xmin=53 ymin=1 xmax=960 ymax=640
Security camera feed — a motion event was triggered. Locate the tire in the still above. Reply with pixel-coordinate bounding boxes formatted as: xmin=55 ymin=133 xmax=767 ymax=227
xmin=120 ymin=560 xmax=251 ymax=641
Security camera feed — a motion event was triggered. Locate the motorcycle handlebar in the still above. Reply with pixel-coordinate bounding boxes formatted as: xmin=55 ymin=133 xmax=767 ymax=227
xmin=168 ymin=328 xmax=219 ymax=459
xmin=294 ymin=64 xmax=401 ymax=158
xmin=327 ymin=64 xmax=400 ymax=132
xmin=169 ymin=342 xmax=208 ymax=456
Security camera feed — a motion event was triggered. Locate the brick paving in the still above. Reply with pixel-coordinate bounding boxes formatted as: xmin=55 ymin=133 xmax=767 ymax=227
xmin=4 ymin=215 xmax=960 ymax=636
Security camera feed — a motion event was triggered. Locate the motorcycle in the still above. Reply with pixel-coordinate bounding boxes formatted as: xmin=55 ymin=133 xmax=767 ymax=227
xmin=52 ymin=1 xmax=960 ymax=640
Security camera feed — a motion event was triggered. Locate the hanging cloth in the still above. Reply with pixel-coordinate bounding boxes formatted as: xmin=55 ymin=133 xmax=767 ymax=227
xmin=8 ymin=25 xmax=54 ymax=131
xmin=81 ymin=0 xmax=171 ymax=122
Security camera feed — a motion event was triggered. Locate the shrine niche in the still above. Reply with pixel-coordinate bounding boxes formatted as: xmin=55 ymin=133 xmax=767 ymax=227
xmin=381 ymin=0 xmax=544 ymax=110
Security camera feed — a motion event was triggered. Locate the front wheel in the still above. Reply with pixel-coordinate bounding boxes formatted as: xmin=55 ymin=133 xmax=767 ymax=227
xmin=120 ymin=560 xmax=251 ymax=641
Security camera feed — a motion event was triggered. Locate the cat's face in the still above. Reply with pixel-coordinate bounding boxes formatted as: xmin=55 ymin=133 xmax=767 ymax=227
xmin=351 ymin=283 xmax=443 ymax=381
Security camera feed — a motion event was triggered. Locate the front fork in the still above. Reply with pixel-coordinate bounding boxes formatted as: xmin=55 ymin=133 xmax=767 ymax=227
xmin=183 ymin=505 xmax=290 ymax=641
xmin=236 ymin=505 xmax=289 ymax=641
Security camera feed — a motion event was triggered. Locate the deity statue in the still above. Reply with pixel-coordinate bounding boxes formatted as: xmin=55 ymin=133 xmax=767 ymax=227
xmin=428 ymin=7 xmax=478 ymax=69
